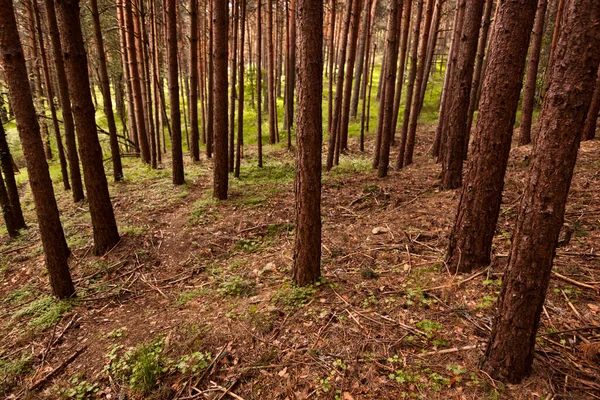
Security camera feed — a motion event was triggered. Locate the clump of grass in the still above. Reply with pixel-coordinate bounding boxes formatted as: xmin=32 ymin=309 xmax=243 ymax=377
xmin=0 ymin=354 xmax=33 ymax=394
xmin=12 ymin=295 xmax=73 ymax=331
xmin=272 ymin=283 xmax=317 ymax=310
xmin=218 ymin=276 xmax=255 ymax=297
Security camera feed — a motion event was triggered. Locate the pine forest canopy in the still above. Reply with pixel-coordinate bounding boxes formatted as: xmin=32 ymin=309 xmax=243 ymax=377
xmin=0 ymin=0 xmax=599 ymax=397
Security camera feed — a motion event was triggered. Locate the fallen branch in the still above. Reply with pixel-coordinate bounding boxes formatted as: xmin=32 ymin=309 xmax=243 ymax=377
xmin=419 ymin=344 xmax=480 ymax=357
xmin=30 ymin=346 xmax=87 ymax=391
xmin=552 ymin=271 xmax=598 ymax=291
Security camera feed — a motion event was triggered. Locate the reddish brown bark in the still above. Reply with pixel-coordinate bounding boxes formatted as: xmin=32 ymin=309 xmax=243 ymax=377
xmin=582 ymin=68 xmax=600 ymax=141
xmin=482 ymin=0 xmax=600 ymax=382
xmin=446 ymin=0 xmax=538 ymax=273
xmin=0 ymin=119 xmax=26 ymax=230
xmin=0 ymin=0 xmax=74 ymax=298
xmin=257 ymin=0 xmax=263 ymax=167
xmin=235 ymin=0 xmax=246 ymax=178
xmin=293 ymin=0 xmax=323 ymax=286
xmin=519 ymin=0 xmax=548 ymax=146
xmin=267 ymin=0 xmax=278 ymax=144
xmin=190 ymin=0 xmax=200 ymax=161
xmin=213 ymin=0 xmax=229 ymax=199
xmin=55 ymin=0 xmax=121 ymax=256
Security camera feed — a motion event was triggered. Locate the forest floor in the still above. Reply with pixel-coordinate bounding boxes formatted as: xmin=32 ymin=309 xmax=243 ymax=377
xmin=1 ymin=125 xmax=600 ymax=400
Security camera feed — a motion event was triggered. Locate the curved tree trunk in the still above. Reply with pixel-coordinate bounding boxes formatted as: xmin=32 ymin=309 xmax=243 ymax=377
xmin=446 ymin=0 xmax=537 ymax=274
xmin=482 ymin=0 xmax=600 ymax=382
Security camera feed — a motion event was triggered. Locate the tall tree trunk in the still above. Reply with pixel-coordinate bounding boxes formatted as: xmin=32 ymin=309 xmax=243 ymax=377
xmin=90 ymin=0 xmax=124 ymax=182
xmin=396 ymin=0 xmax=424 ymax=169
xmin=482 ymin=0 xmax=600 ymax=382
xmin=257 ymin=0 xmax=263 ymax=167
xmin=440 ymin=0 xmax=486 ymax=189
xmin=125 ymin=0 xmax=151 ymax=163
xmin=190 ymin=0 xmax=200 ymax=161
xmin=34 ymin=0 xmax=70 ymax=190
xmin=431 ymin=0 xmax=465 ymax=159
xmin=167 ymin=0 xmax=185 ymax=185
xmin=230 ymin=0 xmax=239 ymax=171
xmin=284 ymin=0 xmax=296 ymax=133
xmin=43 ymin=0 xmax=85 ymax=202
xmin=376 ymin=0 xmax=402 ymax=178
xmin=293 ymin=0 xmax=322 ymax=286
xmin=391 ymin=0 xmax=413 ymax=143
xmin=117 ymin=0 xmax=138 ymax=154
xmin=350 ymin=0 xmax=375 ymax=119
xmin=417 ymin=0 xmax=443 ymax=111
xmin=267 ymin=0 xmax=278 ymax=143
xmin=465 ymin=0 xmax=494 ymax=137
xmin=518 ymin=0 xmax=548 ymax=146
xmin=359 ymin=9 xmax=375 ymax=151
xmin=543 ymin=0 xmax=565 ymax=90
xmin=0 ymin=0 xmax=74 ymax=298
xmin=582 ymin=69 xmax=600 ymax=141
xmin=213 ymin=0 xmax=229 ymax=199
xmin=207 ymin=0 xmax=214 ymax=158
xmin=327 ymin=0 xmax=336 ymax=134
xmin=403 ymin=0 xmax=436 ymax=167
xmin=55 ymin=0 xmax=121 ymax=256
xmin=0 ymin=157 xmax=18 ymax=237
xmin=235 ymin=0 xmax=246 ymax=177
xmin=326 ymin=0 xmax=353 ymax=170
xmin=446 ymin=0 xmax=537 ymax=274
xmin=339 ymin=0 xmax=364 ymax=151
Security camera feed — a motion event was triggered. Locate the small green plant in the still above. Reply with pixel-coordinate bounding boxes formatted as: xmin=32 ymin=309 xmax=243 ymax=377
xmin=56 ymin=374 xmax=100 ymax=399
xmin=416 ymin=319 xmax=443 ymax=337
xmin=176 ymin=288 xmax=208 ymax=305
xmin=218 ymin=276 xmax=255 ymax=297
xmin=477 ymin=295 xmax=498 ymax=309
xmin=3 ymin=285 xmax=36 ymax=304
xmin=272 ymin=283 xmax=316 ymax=310
xmin=0 ymin=354 xmax=33 ymax=392
xmin=12 ymin=295 xmax=73 ymax=331
xmin=106 ymin=327 xmax=128 ymax=339
xmin=174 ymin=352 xmax=211 ymax=375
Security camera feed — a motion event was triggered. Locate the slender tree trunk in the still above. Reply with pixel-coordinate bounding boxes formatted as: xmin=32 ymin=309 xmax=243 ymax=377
xmin=0 ymin=123 xmax=25 ymax=229
xmin=350 ymin=0 xmax=375 ymax=118
xmin=213 ymin=0 xmax=229 ymax=199
xmin=359 ymin=11 xmax=375 ymax=151
xmin=257 ymin=0 xmax=263 ymax=166
xmin=483 ymin=1 xmax=600 ymax=382
xmin=327 ymin=0 xmax=336 ymax=134
xmin=43 ymin=0 xmax=84 ymax=202
xmin=519 ymin=0 xmax=548 ymax=146
xmin=339 ymin=0 xmax=364 ymax=151
xmin=326 ymin=0 xmax=353 ymax=170
xmin=34 ymin=0 xmax=70 ymax=190
xmin=167 ymin=0 xmax=185 ymax=185
xmin=376 ymin=0 xmax=402 ymax=178
xmin=125 ymin=0 xmax=151 ymax=163
xmin=0 ymin=0 xmax=74 ymax=298
xmin=284 ymin=0 xmax=296 ymax=133
xmin=267 ymin=0 xmax=278 ymax=143
xmin=440 ymin=0 xmax=486 ymax=189
xmin=582 ymin=69 xmax=600 ymax=141
xmin=403 ymin=0 xmax=436 ymax=167
xmin=235 ymin=0 xmax=246 ymax=177
xmin=417 ymin=0 xmax=443 ymax=110
xmin=90 ymin=0 xmax=123 ymax=182
xmin=117 ymin=0 xmax=138 ymax=153
xmin=446 ymin=0 xmax=538 ymax=274
xmin=0 ymin=159 xmax=18 ymax=237
xmin=293 ymin=0 xmax=323 ymax=286
xmin=465 ymin=0 xmax=494 ymax=137
xmin=391 ymin=0 xmax=413 ymax=143
xmin=55 ymin=0 xmax=121 ymax=256
xmin=397 ymin=0 xmax=424 ymax=169
xmin=543 ymin=0 xmax=565 ymax=90
xmin=230 ymin=0 xmax=239 ymax=171
xmin=207 ymin=0 xmax=214 ymax=158
xmin=190 ymin=0 xmax=200 ymax=161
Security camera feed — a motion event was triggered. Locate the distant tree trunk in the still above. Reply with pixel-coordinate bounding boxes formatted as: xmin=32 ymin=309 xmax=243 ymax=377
xmin=0 ymin=123 xmax=25 ymax=229
xmin=117 ymin=0 xmax=138 ymax=153
xmin=207 ymin=0 xmax=214 ymax=158
xmin=391 ymin=0 xmax=413 ymax=143
xmin=582 ymin=68 xmax=600 ymax=141
xmin=327 ymin=0 xmax=336 ymax=133
xmin=257 ymin=0 xmax=263 ymax=167
xmin=518 ymin=0 xmax=548 ymax=146
xmin=230 ymin=0 xmax=239 ymax=172
xmin=376 ymin=0 xmax=402 ymax=178
xmin=543 ymin=0 xmax=565 ymax=90
xmin=326 ymin=0 xmax=353 ymax=170
xmin=431 ymin=0 xmax=465 ymax=159
xmin=189 ymin=0 xmax=200 ymax=161
xmin=284 ymin=0 xmax=296 ymax=133
xmin=34 ymin=0 xmax=70 ymax=190
xmin=0 ymin=160 xmax=18 ymax=237
xmin=138 ymin=1 xmax=157 ymax=169
xmin=483 ymin=1 xmax=600 ymax=382
xmin=359 ymin=12 xmax=376 ymax=150
xmin=339 ymin=0 xmax=363 ymax=151
xmin=0 ymin=0 xmax=74 ymax=298
xmin=267 ymin=0 xmax=278 ymax=143
xmin=124 ymin=0 xmax=151 ymax=163
xmin=166 ymin=0 xmax=185 ymax=185
xmin=396 ymin=0 xmax=424 ymax=169
xmin=213 ymin=0 xmax=229 ymax=199
xmin=293 ymin=0 xmax=322 ymax=286
xmin=417 ymin=0 xmax=443 ymax=111
xmin=150 ymin=0 xmax=162 ymax=163
xmin=350 ymin=0 xmax=374 ymax=119
xmin=235 ymin=0 xmax=246 ymax=178
xmin=43 ymin=0 xmax=85 ymax=202
xmin=446 ymin=0 xmax=537 ymax=274
xmin=465 ymin=0 xmax=493 ymax=137
xmin=403 ymin=0 xmax=436 ymax=167
xmin=90 ymin=0 xmax=123 ymax=182
xmin=440 ymin=0 xmax=486 ymax=189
